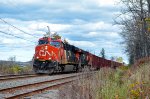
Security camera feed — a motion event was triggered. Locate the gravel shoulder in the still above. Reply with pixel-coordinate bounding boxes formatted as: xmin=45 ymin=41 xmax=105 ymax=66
xmin=29 ymin=90 xmax=59 ymax=99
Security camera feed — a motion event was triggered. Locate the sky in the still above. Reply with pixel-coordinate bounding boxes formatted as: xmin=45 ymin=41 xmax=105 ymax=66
xmin=0 ymin=0 xmax=128 ymax=63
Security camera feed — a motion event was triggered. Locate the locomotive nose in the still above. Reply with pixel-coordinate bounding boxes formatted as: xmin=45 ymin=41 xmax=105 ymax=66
xmin=35 ymin=45 xmax=52 ymax=61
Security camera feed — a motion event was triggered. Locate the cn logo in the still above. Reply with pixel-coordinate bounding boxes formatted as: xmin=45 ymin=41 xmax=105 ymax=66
xmin=39 ymin=50 xmax=52 ymax=57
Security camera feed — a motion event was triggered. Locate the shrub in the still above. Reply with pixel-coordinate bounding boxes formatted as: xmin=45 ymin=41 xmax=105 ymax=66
xmin=0 ymin=64 xmax=33 ymax=75
xmin=10 ymin=65 xmax=22 ymax=74
xmin=59 ymin=63 xmax=150 ymax=99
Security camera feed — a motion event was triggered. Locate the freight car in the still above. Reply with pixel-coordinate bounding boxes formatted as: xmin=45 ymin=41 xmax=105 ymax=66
xmin=32 ymin=36 xmax=122 ymax=74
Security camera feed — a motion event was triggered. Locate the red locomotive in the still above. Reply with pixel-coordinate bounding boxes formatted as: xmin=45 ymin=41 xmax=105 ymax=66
xmin=33 ymin=35 xmax=122 ymax=74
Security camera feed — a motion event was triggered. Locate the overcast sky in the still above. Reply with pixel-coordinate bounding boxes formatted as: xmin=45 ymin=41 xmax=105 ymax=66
xmin=0 ymin=0 xmax=128 ymax=63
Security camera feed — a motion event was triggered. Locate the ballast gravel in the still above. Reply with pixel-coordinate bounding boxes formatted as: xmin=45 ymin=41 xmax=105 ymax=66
xmin=29 ymin=90 xmax=59 ymax=99
xmin=0 ymin=73 xmax=78 ymax=90
xmin=1 ymin=78 xmax=75 ymax=98
xmin=0 ymin=72 xmax=89 ymax=99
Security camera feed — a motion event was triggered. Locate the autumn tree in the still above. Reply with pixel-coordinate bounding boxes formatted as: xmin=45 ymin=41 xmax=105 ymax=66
xmin=116 ymin=57 xmax=123 ymax=63
xmin=117 ymin=0 xmax=150 ymax=64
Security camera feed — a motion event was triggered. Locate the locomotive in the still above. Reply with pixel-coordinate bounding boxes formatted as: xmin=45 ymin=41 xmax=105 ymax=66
xmin=32 ymin=35 xmax=122 ymax=74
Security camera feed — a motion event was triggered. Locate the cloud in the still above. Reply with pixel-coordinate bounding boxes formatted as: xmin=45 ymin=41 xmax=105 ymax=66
xmin=66 ymin=38 xmax=96 ymax=48
xmin=85 ymin=32 xmax=119 ymax=38
xmin=96 ymin=0 xmax=117 ymax=7
xmin=28 ymin=22 xmax=71 ymax=32
xmin=0 ymin=0 xmax=120 ymax=23
xmin=0 ymin=0 xmax=128 ymax=63
xmin=0 ymin=17 xmax=125 ymax=61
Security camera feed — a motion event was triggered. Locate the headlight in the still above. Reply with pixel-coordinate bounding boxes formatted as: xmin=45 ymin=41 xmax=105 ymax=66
xmin=45 ymin=46 xmax=48 ymax=50
xmin=37 ymin=56 xmax=39 ymax=59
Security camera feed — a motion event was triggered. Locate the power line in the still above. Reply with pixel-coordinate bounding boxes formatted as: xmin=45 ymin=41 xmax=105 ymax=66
xmin=0 ymin=18 xmax=39 ymax=38
xmin=0 ymin=30 xmax=36 ymax=43
xmin=0 ymin=44 xmax=35 ymax=48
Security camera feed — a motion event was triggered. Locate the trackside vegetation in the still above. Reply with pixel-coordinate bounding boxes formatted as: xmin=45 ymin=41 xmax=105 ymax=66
xmin=59 ymin=61 xmax=150 ymax=99
xmin=0 ymin=61 xmax=32 ymax=75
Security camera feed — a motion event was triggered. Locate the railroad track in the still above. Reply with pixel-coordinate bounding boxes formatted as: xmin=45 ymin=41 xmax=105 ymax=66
xmin=0 ymin=74 xmax=43 ymax=81
xmin=0 ymin=73 xmax=35 ymax=78
xmin=0 ymin=72 xmax=81 ymax=82
xmin=0 ymin=72 xmax=92 ymax=99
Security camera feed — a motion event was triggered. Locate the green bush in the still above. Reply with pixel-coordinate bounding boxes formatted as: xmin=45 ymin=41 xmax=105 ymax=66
xmin=0 ymin=64 xmax=33 ymax=75
xmin=10 ymin=65 xmax=22 ymax=74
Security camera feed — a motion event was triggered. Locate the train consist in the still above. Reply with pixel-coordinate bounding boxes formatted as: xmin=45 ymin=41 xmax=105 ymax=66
xmin=33 ymin=36 xmax=122 ymax=74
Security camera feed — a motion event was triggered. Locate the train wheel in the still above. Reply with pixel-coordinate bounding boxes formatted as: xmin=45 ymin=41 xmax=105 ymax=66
xmin=78 ymin=66 xmax=83 ymax=72
xmin=48 ymin=68 xmax=54 ymax=75
xmin=74 ymin=65 xmax=79 ymax=72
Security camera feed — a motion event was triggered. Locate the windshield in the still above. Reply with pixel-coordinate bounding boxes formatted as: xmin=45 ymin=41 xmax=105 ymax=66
xmin=38 ymin=40 xmax=48 ymax=45
xmin=50 ymin=41 xmax=61 ymax=48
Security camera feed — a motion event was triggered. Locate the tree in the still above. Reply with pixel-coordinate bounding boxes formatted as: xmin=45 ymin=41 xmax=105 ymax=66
xmin=100 ymin=48 xmax=105 ymax=58
xmin=147 ymin=0 xmax=150 ymax=14
xmin=110 ymin=56 xmax=115 ymax=61
xmin=7 ymin=56 xmax=16 ymax=67
xmin=116 ymin=0 xmax=150 ymax=64
xmin=8 ymin=56 xmax=16 ymax=62
xmin=116 ymin=57 xmax=123 ymax=63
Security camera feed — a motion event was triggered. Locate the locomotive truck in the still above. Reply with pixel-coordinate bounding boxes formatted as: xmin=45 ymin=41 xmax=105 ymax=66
xmin=33 ymin=36 xmax=122 ymax=74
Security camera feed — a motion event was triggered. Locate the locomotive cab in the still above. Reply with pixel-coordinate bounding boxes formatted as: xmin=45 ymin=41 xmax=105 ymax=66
xmin=50 ymin=40 xmax=61 ymax=48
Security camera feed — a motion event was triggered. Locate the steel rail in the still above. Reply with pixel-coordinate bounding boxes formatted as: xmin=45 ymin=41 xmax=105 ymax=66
xmin=0 ymin=72 xmax=93 ymax=99
xmin=0 ymin=74 xmax=85 ymax=99
xmin=6 ymin=79 xmax=75 ymax=99
xmin=0 ymin=73 xmax=35 ymax=78
xmin=0 ymin=74 xmax=42 ymax=81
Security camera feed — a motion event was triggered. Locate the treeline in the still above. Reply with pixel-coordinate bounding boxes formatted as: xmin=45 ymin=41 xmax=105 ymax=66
xmin=118 ymin=0 xmax=150 ymax=64
xmin=0 ymin=60 xmax=33 ymax=75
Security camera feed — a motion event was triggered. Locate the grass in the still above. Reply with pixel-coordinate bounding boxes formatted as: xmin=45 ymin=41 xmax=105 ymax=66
xmin=59 ymin=62 xmax=150 ymax=99
xmin=0 ymin=64 xmax=33 ymax=75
